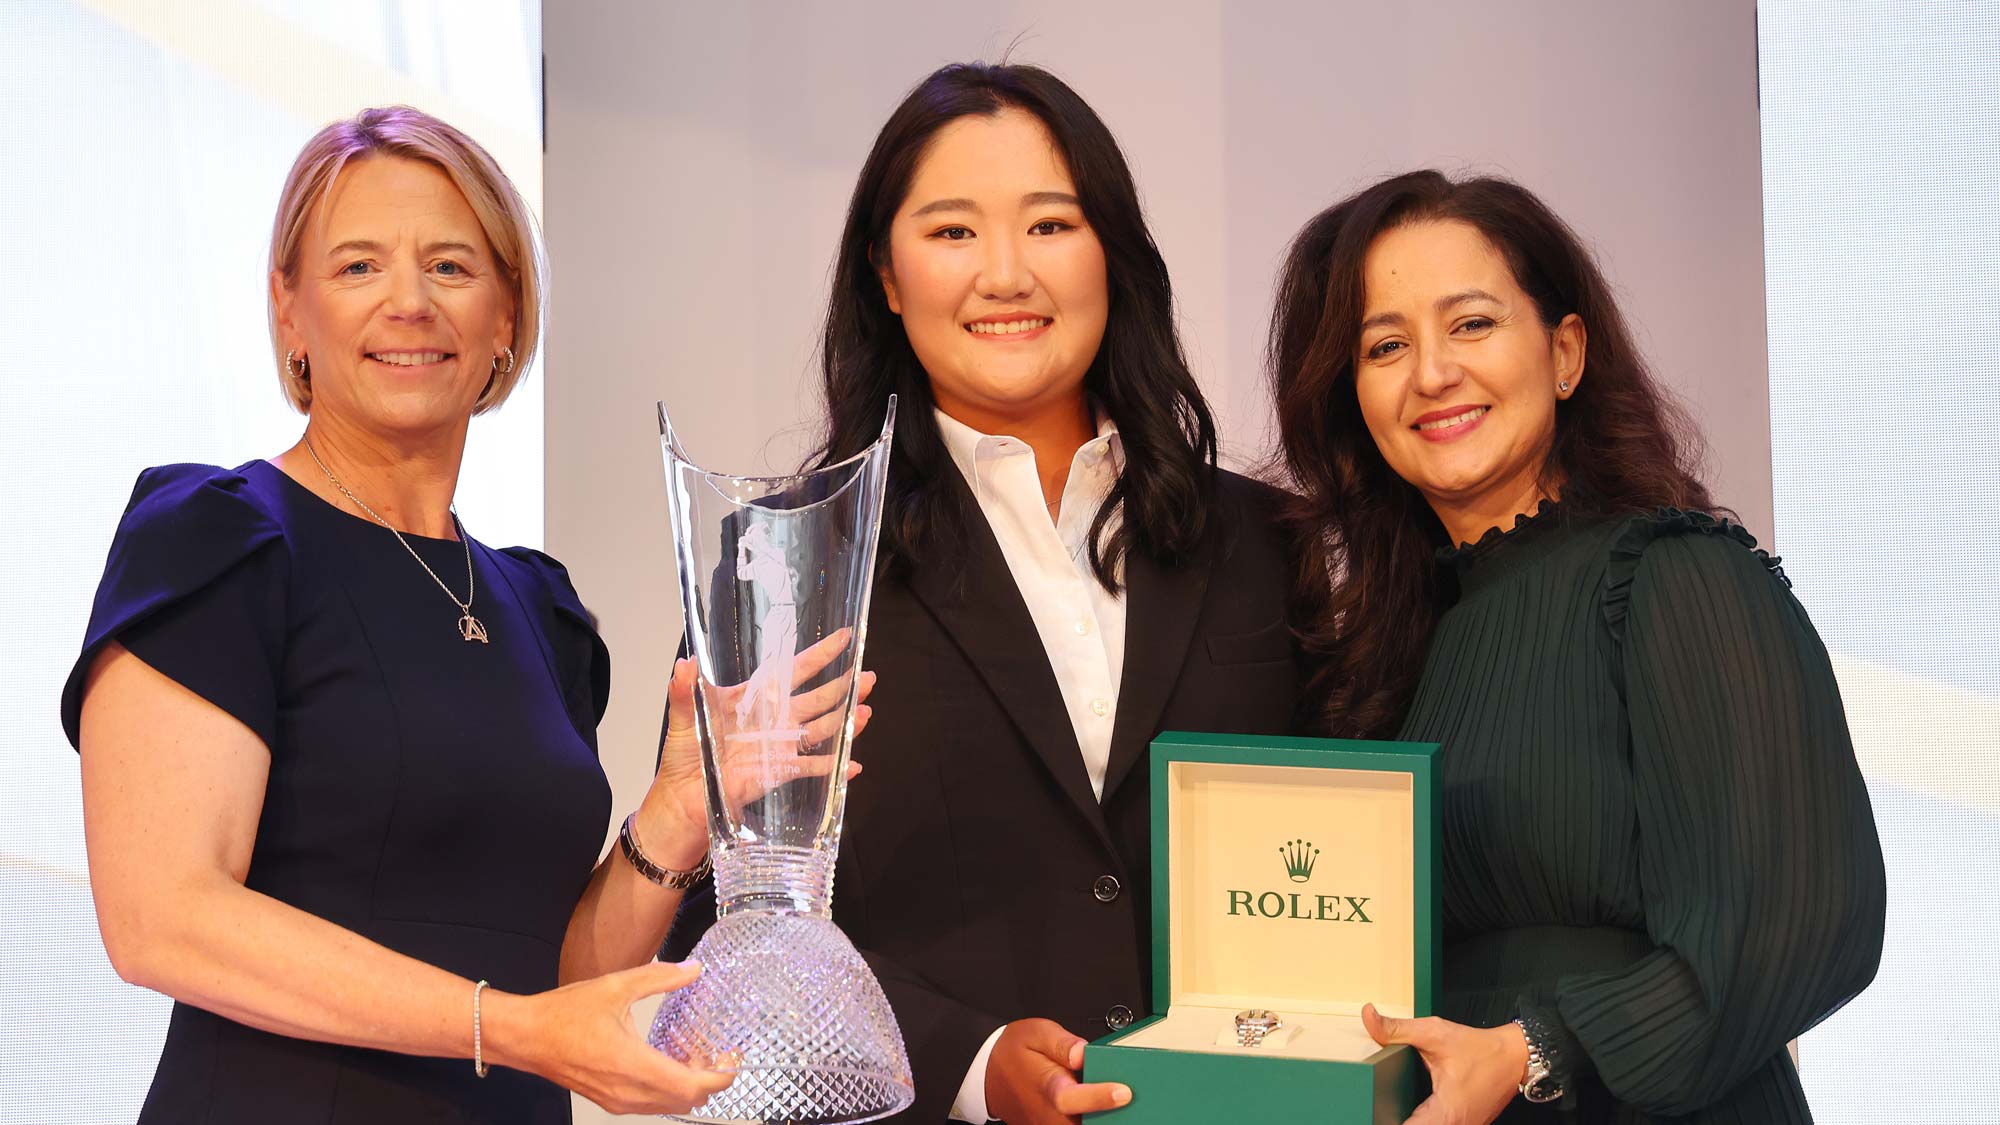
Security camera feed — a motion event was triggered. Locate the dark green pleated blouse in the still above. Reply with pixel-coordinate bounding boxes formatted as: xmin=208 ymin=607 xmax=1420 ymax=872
xmin=1398 ymin=503 xmax=1886 ymax=1123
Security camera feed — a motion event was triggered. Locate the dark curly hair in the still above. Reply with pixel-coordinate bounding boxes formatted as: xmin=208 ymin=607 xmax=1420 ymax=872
xmin=1268 ymin=170 xmax=1717 ymax=737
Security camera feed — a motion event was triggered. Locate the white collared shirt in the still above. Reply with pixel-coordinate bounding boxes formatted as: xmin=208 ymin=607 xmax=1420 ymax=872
xmin=933 ymin=408 xmax=1127 ymax=800
xmin=934 ymin=407 xmax=1128 ymax=1123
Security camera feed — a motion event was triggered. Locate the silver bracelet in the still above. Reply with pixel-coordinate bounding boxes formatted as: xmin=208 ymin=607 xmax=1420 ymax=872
xmin=473 ymin=979 xmax=490 ymax=1078
xmin=620 ymin=812 xmax=713 ymax=889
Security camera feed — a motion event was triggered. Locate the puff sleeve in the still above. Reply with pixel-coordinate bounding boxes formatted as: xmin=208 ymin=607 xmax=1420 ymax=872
xmin=498 ymin=546 xmax=612 ymax=750
xmin=61 ymin=464 xmax=289 ymax=752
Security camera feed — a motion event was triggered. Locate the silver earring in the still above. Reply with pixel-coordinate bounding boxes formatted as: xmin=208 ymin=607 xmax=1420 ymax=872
xmin=493 ymin=347 xmax=516 ymax=375
xmin=1558 ymin=380 xmax=1570 ymax=394
xmin=285 ymin=350 xmax=309 ymax=382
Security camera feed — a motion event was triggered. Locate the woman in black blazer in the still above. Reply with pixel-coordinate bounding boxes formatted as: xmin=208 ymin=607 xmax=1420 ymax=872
xmin=666 ymin=62 xmax=1306 ymax=1123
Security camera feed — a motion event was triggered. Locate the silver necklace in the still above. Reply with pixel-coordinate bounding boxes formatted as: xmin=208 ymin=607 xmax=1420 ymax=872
xmin=304 ymin=438 xmax=488 ymax=643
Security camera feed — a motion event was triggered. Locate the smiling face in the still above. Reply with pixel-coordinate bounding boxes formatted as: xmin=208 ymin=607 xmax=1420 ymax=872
xmin=1352 ymin=219 xmax=1585 ymax=541
xmin=271 ymin=155 xmax=515 ymax=442
xmin=877 ymin=107 xmax=1109 ymax=434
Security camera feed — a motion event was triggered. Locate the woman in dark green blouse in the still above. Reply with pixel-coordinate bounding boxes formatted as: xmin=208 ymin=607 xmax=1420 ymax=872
xmin=1266 ymin=171 xmax=1885 ymax=1122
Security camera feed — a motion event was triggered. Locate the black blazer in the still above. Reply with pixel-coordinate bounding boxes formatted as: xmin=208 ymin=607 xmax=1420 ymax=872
xmin=665 ymin=467 xmax=1304 ymax=1122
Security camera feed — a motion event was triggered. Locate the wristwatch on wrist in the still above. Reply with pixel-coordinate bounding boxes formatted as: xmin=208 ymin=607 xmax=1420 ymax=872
xmin=1514 ymin=1012 xmax=1566 ymax=1103
xmin=1234 ymin=1009 xmax=1282 ymax=1048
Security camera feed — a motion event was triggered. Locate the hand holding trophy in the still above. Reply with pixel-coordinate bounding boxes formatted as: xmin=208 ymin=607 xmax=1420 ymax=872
xmin=654 ymin=643 xmax=878 ymax=858
xmin=646 ymin=397 xmax=914 ymax=1123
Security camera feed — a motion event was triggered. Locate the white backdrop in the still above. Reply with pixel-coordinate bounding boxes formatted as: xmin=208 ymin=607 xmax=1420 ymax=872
xmin=0 ymin=3 xmax=543 ymax=1121
xmin=1759 ymin=1 xmax=2000 ymax=1118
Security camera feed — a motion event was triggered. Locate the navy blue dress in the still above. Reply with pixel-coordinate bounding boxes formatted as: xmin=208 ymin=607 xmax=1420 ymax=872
xmin=61 ymin=460 xmax=613 ymax=1124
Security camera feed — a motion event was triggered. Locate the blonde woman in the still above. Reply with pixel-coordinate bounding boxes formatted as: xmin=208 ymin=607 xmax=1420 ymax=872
xmin=60 ymin=106 xmax=862 ymax=1123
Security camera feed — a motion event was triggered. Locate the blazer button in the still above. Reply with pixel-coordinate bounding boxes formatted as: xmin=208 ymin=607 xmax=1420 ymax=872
xmin=1092 ymin=874 xmax=1122 ymax=902
xmin=1106 ymin=1004 xmax=1134 ymax=1030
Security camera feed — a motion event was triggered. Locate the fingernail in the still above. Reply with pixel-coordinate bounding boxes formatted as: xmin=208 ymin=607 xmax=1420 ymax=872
xmin=678 ymin=959 xmax=704 ymax=975
xmin=1113 ymin=1086 xmax=1132 ymax=1106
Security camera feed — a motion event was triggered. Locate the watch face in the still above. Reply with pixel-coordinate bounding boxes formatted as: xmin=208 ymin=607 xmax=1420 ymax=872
xmin=1523 ymin=1076 xmax=1563 ymax=1104
xmin=1237 ymin=1009 xmax=1280 ymax=1030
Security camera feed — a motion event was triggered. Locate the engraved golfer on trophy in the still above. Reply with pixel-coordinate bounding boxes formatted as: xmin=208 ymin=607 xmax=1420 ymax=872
xmin=648 ymin=397 xmax=914 ymax=1123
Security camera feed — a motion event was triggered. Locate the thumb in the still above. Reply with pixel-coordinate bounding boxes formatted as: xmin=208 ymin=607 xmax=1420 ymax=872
xmin=1362 ymin=1002 xmax=1409 ymax=1048
xmin=624 ymin=959 xmax=704 ymax=1003
xmin=1019 ymin=1019 xmax=1088 ymax=1069
xmin=666 ymin=659 xmax=697 ymax=736
xmin=1041 ymin=1032 xmax=1089 ymax=1072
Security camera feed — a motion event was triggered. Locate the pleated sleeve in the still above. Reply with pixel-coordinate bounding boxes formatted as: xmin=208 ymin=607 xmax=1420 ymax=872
xmin=1544 ymin=512 xmax=1886 ymax=1115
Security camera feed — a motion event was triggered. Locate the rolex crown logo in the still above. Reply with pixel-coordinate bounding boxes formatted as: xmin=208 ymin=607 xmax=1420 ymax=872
xmin=1280 ymin=839 xmax=1319 ymax=883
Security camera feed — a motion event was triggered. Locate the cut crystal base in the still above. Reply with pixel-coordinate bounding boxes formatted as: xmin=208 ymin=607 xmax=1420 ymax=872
xmin=648 ymin=911 xmax=914 ymax=1124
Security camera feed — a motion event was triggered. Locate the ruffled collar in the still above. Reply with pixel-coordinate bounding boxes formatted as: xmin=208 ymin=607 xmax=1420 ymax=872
xmin=1435 ymin=497 xmax=1565 ymax=566
xmin=1433 ymin=497 xmax=1577 ymax=600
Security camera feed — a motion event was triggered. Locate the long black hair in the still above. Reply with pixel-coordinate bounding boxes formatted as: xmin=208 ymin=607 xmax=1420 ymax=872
xmin=815 ymin=62 xmax=1218 ymax=589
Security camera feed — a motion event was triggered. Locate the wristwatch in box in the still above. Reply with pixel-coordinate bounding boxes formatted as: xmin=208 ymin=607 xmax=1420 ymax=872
xmin=1080 ymin=732 xmax=1442 ymax=1123
xmin=1233 ymin=1010 xmax=1282 ymax=1048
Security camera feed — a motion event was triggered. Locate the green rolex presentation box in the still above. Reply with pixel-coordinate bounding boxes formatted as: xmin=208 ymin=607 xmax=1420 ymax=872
xmin=1081 ymin=732 xmax=1440 ymax=1123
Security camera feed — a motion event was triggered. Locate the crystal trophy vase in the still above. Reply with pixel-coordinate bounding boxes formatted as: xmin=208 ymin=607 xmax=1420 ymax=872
xmin=647 ymin=397 xmax=913 ymax=1124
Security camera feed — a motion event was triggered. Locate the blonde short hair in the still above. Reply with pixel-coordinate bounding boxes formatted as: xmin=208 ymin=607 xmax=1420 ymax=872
xmin=268 ymin=105 xmax=544 ymax=414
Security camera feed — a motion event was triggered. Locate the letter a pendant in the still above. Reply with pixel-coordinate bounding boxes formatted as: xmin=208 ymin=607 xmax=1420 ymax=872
xmin=459 ymin=612 xmax=490 ymax=643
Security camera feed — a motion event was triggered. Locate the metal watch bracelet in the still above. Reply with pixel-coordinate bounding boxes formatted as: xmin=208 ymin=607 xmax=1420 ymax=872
xmin=1515 ymin=1011 xmax=1566 ymax=1103
xmin=619 ymin=812 xmax=712 ymax=889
